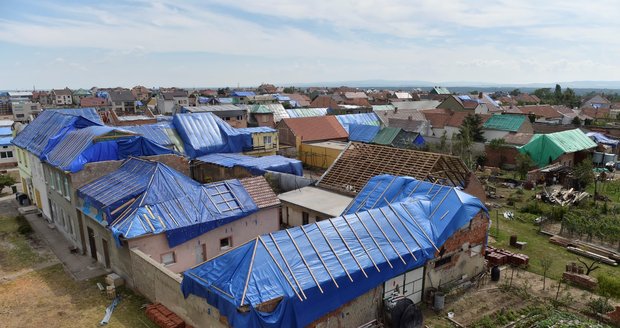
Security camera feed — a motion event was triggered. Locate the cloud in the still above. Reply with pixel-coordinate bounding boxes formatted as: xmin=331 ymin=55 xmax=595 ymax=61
xmin=0 ymin=0 xmax=619 ymax=87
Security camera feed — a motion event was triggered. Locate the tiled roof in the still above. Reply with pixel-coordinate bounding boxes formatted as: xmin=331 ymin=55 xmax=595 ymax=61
xmin=446 ymin=112 xmax=490 ymax=128
xmin=343 ymin=91 xmax=368 ymax=99
xmin=283 ymin=93 xmax=311 ymax=107
xmin=387 ymin=118 xmax=427 ymax=133
xmin=282 ymin=116 xmax=348 ymax=142
xmin=504 ymin=133 xmax=533 ymax=146
xmin=423 ymin=112 xmax=450 ymax=128
xmin=239 ymin=176 xmax=280 ymax=209
xmin=518 ymin=105 xmax=562 ymax=119
xmin=374 ymin=108 xmax=425 ymax=125
xmin=109 ymin=90 xmax=135 ymax=102
xmin=581 ymin=107 xmax=611 ymax=119
xmin=310 ymin=95 xmax=340 ymax=108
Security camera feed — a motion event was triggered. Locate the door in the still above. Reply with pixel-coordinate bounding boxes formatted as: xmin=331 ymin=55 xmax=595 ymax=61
xmin=102 ymin=239 xmax=110 ymax=268
xmin=384 ymin=266 xmax=424 ymax=303
xmin=201 ymin=243 xmax=207 ymax=262
xmin=34 ymin=189 xmax=42 ymax=210
xmin=87 ymin=227 xmax=97 ymax=260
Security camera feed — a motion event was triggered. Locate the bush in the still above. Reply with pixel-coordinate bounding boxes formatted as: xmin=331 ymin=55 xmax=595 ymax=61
xmin=521 ymin=201 xmax=543 ymax=215
xmin=597 ymin=274 xmax=620 ymax=300
xmin=586 ymin=297 xmax=613 ymax=314
xmin=15 ymin=215 xmax=33 ymax=235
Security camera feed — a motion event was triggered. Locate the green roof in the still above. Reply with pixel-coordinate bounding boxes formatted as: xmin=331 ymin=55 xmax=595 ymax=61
xmin=518 ymin=129 xmax=597 ymax=167
xmin=250 ymin=105 xmax=273 ymax=114
xmin=72 ymin=88 xmax=91 ymax=96
xmin=483 ymin=115 xmax=526 ymax=132
xmin=372 ymin=105 xmax=395 ymax=111
xmin=372 ymin=127 xmax=401 ymax=145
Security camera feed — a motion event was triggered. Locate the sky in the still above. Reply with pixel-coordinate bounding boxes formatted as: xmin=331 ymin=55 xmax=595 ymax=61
xmin=1 ymin=0 xmax=619 ymax=89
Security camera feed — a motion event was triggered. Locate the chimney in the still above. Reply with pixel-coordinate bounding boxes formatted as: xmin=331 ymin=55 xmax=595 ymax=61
xmin=408 ymin=115 xmax=412 ymax=120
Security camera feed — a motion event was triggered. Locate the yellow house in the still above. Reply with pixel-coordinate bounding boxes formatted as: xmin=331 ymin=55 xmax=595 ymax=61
xmin=241 ymin=128 xmax=279 ymax=157
xmin=298 ymin=141 xmax=348 ymax=169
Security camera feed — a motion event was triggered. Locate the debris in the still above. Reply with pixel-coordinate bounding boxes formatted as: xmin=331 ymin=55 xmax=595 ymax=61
xmin=146 ymin=303 xmax=186 ymax=328
xmin=503 ymin=211 xmax=514 ymax=220
xmin=97 ymin=282 xmax=105 ymax=292
xmin=100 ymin=295 xmax=121 ymax=326
xmin=538 ymin=186 xmax=589 ymax=206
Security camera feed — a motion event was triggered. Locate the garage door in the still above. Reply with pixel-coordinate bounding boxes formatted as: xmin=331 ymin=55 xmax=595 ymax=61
xmin=384 ymin=266 xmax=424 ymax=303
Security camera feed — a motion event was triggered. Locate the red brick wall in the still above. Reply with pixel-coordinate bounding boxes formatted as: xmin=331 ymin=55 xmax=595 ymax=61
xmin=485 ymin=145 xmax=519 ymax=167
xmin=437 ymin=213 xmax=489 ymax=255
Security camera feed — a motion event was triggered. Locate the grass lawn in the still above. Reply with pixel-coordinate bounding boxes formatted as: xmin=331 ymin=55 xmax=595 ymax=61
xmin=0 ymin=215 xmax=51 ymax=272
xmin=0 ymin=264 xmax=158 ymax=328
xmin=487 ymin=185 xmax=620 ymax=282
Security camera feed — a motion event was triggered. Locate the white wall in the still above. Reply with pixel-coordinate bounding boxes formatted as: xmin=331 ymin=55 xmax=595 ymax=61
xmin=29 ymin=153 xmax=51 ymax=220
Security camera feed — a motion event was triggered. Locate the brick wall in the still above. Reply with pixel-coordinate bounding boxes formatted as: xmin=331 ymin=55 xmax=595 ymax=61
xmin=484 ymin=145 xmax=520 ymax=168
xmin=439 ymin=214 xmax=489 ymax=254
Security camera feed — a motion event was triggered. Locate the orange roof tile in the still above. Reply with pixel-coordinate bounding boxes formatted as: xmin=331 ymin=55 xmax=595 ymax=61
xmin=282 ymin=116 xmax=348 ymax=142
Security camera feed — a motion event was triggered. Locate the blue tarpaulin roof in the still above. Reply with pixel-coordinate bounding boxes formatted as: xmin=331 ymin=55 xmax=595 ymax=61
xmin=587 ymin=132 xmax=620 ymax=147
xmin=197 ymin=153 xmax=303 ymax=176
xmin=52 ymin=107 xmax=104 ymax=125
xmin=181 ymin=175 xmax=488 ymax=327
xmin=41 ymin=126 xmax=174 ymax=173
xmin=0 ymin=137 xmax=12 ymax=147
xmin=236 ymin=127 xmax=276 ymax=134
xmin=348 ymin=123 xmax=380 ymax=142
xmin=77 ymin=158 xmax=259 ymax=248
xmin=12 ymin=109 xmax=102 ymax=157
xmin=125 ymin=122 xmax=185 ymax=154
xmin=335 ymin=113 xmax=381 ymax=133
xmin=173 ymin=112 xmax=252 ymax=158
xmin=0 ymin=127 xmax=12 ymax=136
xmin=232 ymin=91 xmax=256 ymax=97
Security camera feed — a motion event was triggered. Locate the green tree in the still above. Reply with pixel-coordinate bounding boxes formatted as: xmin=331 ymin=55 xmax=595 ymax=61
xmin=515 ymin=153 xmax=534 ymax=180
xmin=573 ymin=158 xmax=595 ymax=190
xmin=571 ymin=116 xmax=582 ymax=126
xmin=459 ymin=114 xmax=486 ymax=142
xmin=489 ymin=138 xmax=506 ymax=150
xmin=438 ymin=131 xmax=448 ymax=153
xmin=282 ymin=87 xmax=296 ymax=94
xmin=539 ymin=256 xmax=554 ymax=291
xmin=0 ymin=174 xmax=16 ymax=193
xmin=554 ymin=84 xmax=562 ymax=102
xmin=509 ymin=88 xmax=521 ymax=96
xmin=534 ymin=88 xmax=552 ymax=101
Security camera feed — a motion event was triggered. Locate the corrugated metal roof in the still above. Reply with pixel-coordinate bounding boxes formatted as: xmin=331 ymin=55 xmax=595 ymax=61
xmin=286 ymin=108 xmax=328 ymax=118
xmin=335 ymin=113 xmax=381 ymax=133
xmin=44 ymin=126 xmax=119 ymax=170
xmin=372 ymin=127 xmax=401 ymax=145
xmin=371 ymin=105 xmax=395 ymax=111
xmin=483 ymin=114 xmax=526 ymax=132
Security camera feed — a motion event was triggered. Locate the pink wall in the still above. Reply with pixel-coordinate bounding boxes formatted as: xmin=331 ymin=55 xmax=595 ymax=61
xmin=127 ymin=207 xmax=279 ymax=273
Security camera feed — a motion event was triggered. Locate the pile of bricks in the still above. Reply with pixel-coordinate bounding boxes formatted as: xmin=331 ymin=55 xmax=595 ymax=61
xmin=562 ymin=271 xmax=597 ymax=290
xmin=145 ymin=303 xmax=189 ymax=328
xmin=485 ymin=246 xmax=529 ymax=267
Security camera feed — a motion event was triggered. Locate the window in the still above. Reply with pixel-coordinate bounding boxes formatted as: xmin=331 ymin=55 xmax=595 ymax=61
xmin=302 ymin=212 xmax=309 ymax=225
xmin=161 ymin=252 xmax=176 ymax=265
xmin=224 ymin=117 xmax=231 ymax=121
xmin=55 ymin=172 xmax=62 ymax=193
xmin=0 ymin=152 xmax=6 ymax=158
xmin=7 ymin=151 xmax=12 ymax=158
xmin=63 ymin=176 xmax=70 ymax=200
xmin=263 ymin=136 xmax=272 ymax=145
xmin=220 ymin=236 xmax=232 ymax=250
xmin=434 ymin=255 xmax=452 ymax=268
xmin=236 ymin=115 xmax=243 ymax=120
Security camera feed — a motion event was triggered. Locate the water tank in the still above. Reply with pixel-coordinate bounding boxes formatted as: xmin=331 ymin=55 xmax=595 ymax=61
xmin=603 ymin=153 xmax=617 ymax=164
xmin=385 ymin=298 xmax=413 ymax=328
xmin=433 ymin=292 xmax=445 ymax=311
xmin=399 ymin=304 xmax=424 ymax=328
xmin=592 ymin=152 xmax=604 ymax=164
xmin=491 ymin=265 xmax=501 ymax=282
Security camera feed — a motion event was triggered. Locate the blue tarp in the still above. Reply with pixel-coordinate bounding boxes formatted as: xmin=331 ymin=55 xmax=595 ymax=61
xmin=0 ymin=127 xmax=12 ymax=136
xmin=41 ymin=126 xmax=174 ymax=173
xmin=236 ymin=127 xmax=276 ymax=134
xmin=173 ymin=112 xmax=252 ymax=158
xmin=181 ymin=175 xmax=488 ymax=328
xmin=348 ymin=123 xmax=380 ymax=142
xmin=77 ymin=158 xmax=259 ymax=248
xmin=587 ymin=132 xmax=620 ymax=148
xmin=197 ymin=153 xmax=303 ymax=176
xmin=12 ymin=109 xmax=102 ymax=157
xmin=0 ymin=137 xmax=13 ymax=147
xmin=125 ymin=122 xmax=185 ymax=154
xmin=52 ymin=107 xmax=104 ymax=125
xmin=335 ymin=113 xmax=381 ymax=133
xmin=232 ymin=91 xmax=256 ymax=97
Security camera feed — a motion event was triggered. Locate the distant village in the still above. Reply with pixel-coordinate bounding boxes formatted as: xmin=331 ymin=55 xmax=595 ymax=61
xmin=1 ymin=83 xmax=620 ymax=327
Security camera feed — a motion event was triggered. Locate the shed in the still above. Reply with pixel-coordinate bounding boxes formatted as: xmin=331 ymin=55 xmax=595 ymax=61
xmin=518 ymin=129 xmax=597 ymax=167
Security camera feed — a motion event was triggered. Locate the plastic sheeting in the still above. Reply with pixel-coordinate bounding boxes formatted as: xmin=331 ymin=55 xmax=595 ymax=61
xmin=518 ymin=129 xmax=597 ymax=167
xmin=125 ymin=122 xmax=185 ymax=154
xmin=52 ymin=108 xmax=104 ymax=125
xmin=181 ymin=175 xmax=488 ymax=328
xmin=173 ymin=112 xmax=252 ymax=158
xmin=12 ymin=109 xmax=102 ymax=157
xmin=41 ymin=126 xmax=174 ymax=173
xmin=77 ymin=158 xmax=259 ymax=248
xmin=335 ymin=113 xmax=381 ymax=133
xmin=197 ymin=153 xmax=303 ymax=176
xmin=348 ymin=123 xmax=380 ymax=142
xmin=587 ymin=132 xmax=619 ymax=148
xmin=286 ymin=108 xmax=328 ymax=118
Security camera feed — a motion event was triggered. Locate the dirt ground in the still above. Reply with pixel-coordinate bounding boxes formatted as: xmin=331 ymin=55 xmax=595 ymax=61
xmin=423 ymin=266 xmax=618 ymax=327
xmin=0 ymin=213 xmax=156 ymax=328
